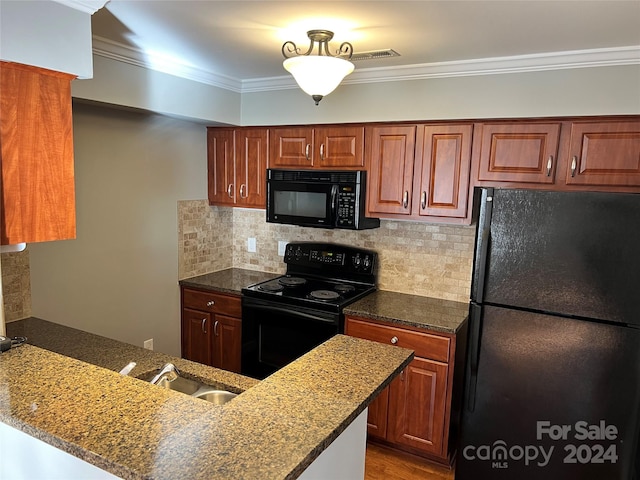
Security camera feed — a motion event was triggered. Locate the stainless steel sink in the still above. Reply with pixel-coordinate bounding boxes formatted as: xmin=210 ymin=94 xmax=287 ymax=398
xmin=139 ymin=370 xmax=237 ymax=405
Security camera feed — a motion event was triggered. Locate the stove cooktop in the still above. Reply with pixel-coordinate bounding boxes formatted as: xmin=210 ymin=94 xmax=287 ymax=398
xmin=242 ymin=274 xmax=376 ymax=311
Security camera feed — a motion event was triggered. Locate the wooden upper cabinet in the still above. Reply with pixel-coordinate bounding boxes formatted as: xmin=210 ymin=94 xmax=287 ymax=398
xmin=366 ymin=125 xmax=416 ymax=215
xmin=207 ymin=128 xmax=236 ymax=206
xmin=314 ymin=126 xmax=365 ymax=168
xmin=235 ymin=128 xmax=268 ymax=207
xmin=477 ymin=122 xmax=561 ymax=184
xmin=207 ymin=127 xmax=268 ymax=208
xmin=269 ymin=127 xmax=313 ymax=168
xmin=0 ymin=61 xmax=76 ymax=245
xmin=269 ymin=125 xmax=364 ymax=169
xmin=415 ymin=125 xmax=473 ymax=219
xmin=565 ymin=121 xmax=640 ymax=187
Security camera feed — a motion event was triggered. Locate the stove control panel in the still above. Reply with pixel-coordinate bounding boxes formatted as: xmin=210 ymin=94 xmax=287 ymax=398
xmin=284 ymin=242 xmax=376 ymax=276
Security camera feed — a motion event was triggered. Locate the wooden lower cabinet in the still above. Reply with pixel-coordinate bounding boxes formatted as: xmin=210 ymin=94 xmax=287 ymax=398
xmin=180 ymin=287 xmax=242 ymax=373
xmin=345 ymin=315 xmax=462 ymax=465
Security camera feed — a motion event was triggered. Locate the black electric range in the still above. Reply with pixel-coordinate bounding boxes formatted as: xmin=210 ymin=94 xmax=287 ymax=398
xmin=241 ymin=242 xmax=378 ymax=379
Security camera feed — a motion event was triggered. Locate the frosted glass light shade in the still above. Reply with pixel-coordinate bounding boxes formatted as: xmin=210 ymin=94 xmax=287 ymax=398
xmin=283 ymin=55 xmax=354 ymax=98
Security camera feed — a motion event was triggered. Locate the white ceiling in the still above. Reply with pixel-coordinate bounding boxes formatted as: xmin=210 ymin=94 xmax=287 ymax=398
xmin=90 ymin=0 xmax=640 ymax=92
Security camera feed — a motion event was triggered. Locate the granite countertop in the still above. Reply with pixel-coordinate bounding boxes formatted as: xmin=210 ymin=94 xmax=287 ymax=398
xmin=2 ymin=318 xmax=412 ymax=480
xmin=344 ymin=290 xmax=469 ymax=334
xmin=178 ymin=268 xmax=279 ymax=295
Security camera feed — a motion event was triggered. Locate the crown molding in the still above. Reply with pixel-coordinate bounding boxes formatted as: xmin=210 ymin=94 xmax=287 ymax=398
xmin=92 ymin=36 xmax=640 ymax=94
xmin=51 ymin=0 xmax=110 ymax=15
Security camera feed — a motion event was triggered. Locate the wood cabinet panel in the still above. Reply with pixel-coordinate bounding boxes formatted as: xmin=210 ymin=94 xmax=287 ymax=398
xmin=182 ymin=288 xmax=242 ymax=317
xmin=182 ymin=307 xmax=213 ymax=366
xmin=346 ymin=317 xmax=450 ymax=362
xmin=207 ymin=129 xmax=235 ymax=206
xmin=565 ymin=121 xmax=640 ymax=187
xmin=235 ymin=128 xmax=268 ymax=207
xmin=315 ymin=126 xmax=365 ymax=168
xmin=367 ymin=387 xmax=389 ymax=440
xmin=366 ymin=125 xmax=416 ymax=215
xmin=269 ymin=128 xmax=313 ymax=168
xmin=213 ymin=314 xmax=242 ymax=373
xmin=416 ymin=124 xmax=472 ymax=218
xmin=477 ymin=123 xmax=561 ymax=184
xmin=0 ymin=61 xmax=76 ymax=244
xmin=388 ymin=358 xmax=449 ymax=456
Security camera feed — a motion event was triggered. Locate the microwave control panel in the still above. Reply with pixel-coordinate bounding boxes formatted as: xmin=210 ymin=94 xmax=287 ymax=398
xmin=336 ymin=185 xmax=358 ymax=227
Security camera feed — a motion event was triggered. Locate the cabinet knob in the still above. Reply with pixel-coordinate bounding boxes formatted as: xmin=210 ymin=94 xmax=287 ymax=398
xmin=305 ymin=144 xmax=311 ymax=161
xmin=239 ymin=184 xmax=247 ymax=199
xmin=207 ymin=300 xmax=215 ymax=307
xmin=402 ymin=191 xmax=409 ymax=209
xmin=214 ymin=320 xmax=219 ymax=337
xmin=421 ymin=191 xmax=427 ymax=210
xmin=571 ymin=156 xmax=577 ymax=177
xmin=201 ymin=318 xmax=207 ymax=334
xmin=546 ymin=156 xmax=553 ymax=177
xmin=390 ymin=336 xmax=398 ymax=345
xmin=320 ymin=143 xmax=325 ymax=161
xmin=227 ymin=184 xmax=233 ymax=198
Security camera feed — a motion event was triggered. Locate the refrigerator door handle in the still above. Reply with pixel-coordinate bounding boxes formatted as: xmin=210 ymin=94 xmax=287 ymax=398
xmin=470 ymin=187 xmax=494 ymax=302
xmin=465 ymin=303 xmax=483 ymax=412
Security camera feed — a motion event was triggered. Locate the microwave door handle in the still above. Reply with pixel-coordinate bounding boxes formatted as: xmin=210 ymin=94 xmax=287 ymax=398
xmin=330 ymin=185 xmax=339 ymax=226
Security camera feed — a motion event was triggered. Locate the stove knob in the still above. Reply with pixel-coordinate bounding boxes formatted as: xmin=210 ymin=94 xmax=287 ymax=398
xmin=363 ymin=256 xmax=371 ymax=269
xmin=353 ymin=254 xmax=361 ymax=268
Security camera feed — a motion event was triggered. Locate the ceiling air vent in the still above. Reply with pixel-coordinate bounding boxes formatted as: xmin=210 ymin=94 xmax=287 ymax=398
xmin=351 ymin=49 xmax=401 ymax=62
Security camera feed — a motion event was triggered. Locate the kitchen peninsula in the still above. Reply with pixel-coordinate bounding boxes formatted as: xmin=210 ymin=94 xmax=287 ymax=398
xmin=2 ymin=318 xmax=413 ymax=480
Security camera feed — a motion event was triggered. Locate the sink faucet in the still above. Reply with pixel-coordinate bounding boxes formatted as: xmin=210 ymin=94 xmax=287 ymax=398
xmin=149 ymin=363 xmax=180 ymax=385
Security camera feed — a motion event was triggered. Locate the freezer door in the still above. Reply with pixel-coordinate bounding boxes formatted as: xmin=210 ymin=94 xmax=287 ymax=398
xmin=477 ymin=188 xmax=640 ymax=325
xmin=457 ymin=305 xmax=640 ymax=480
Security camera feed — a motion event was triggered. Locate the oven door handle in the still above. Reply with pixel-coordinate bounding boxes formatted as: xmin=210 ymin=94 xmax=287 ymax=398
xmin=245 ymin=303 xmax=337 ymax=324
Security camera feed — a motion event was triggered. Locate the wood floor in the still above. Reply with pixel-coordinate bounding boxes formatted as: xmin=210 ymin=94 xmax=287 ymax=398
xmin=365 ymin=442 xmax=455 ymax=480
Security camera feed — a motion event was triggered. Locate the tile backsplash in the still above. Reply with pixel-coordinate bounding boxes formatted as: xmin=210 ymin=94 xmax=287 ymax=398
xmin=1 ymin=249 xmax=32 ymax=322
xmin=179 ymin=201 xmax=475 ymax=303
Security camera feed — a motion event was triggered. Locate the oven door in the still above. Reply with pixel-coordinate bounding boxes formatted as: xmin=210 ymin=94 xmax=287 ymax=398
xmin=241 ymin=296 xmax=340 ymax=379
xmin=266 ymin=178 xmax=337 ymax=228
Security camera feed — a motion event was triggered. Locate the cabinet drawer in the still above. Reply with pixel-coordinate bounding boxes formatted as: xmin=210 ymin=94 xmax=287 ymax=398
xmin=182 ymin=288 xmax=241 ymax=317
xmin=346 ymin=317 xmax=450 ymax=363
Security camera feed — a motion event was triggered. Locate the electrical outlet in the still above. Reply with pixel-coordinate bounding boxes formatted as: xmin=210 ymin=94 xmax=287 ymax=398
xmin=144 ymin=338 xmax=153 ymax=350
xmin=247 ymin=237 xmax=257 ymax=253
xmin=278 ymin=241 xmax=287 ymax=256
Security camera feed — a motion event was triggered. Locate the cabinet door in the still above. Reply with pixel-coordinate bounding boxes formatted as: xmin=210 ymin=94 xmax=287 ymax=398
xmin=236 ymin=128 xmax=268 ymax=208
xmin=366 ymin=125 xmax=416 ymax=215
xmin=315 ymin=126 xmax=365 ymax=168
xmin=269 ymin=127 xmax=314 ymax=168
xmin=367 ymin=386 xmax=389 ymax=440
xmin=388 ymin=357 xmax=449 ymax=456
xmin=213 ymin=314 xmax=242 ymax=373
xmin=565 ymin=121 xmax=640 ymax=187
xmin=182 ymin=308 xmax=213 ymax=365
xmin=0 ymin=62 xmax=76 ymax=244
xmin=477 ymin=123 xmax=561 ymax=184
xmin=207 ymin=128 xmax=236 ymax=206
xmin=415 ymin=124 xmax=472 ymax=218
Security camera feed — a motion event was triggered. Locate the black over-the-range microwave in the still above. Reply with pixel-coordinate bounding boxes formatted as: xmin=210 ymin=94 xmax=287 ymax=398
xmin=266 ymin=169 xmax=380 ymax=230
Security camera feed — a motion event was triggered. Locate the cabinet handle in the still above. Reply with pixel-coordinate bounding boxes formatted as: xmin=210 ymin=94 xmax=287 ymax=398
xmin=227 ymin=184 xmax=233 ymax=198
xmin=421 ymin=191 xmax=427 ymax=210
xmin=201 ymin=318 xmax=207 ymax=334
xmin=390 ymin=336 xmax=398 ymax=345
xmin=320 ymin=143 xmax=325 ymax=161
xmin=239 ymin=184 xmax=246 ymax=199
xmin=214 ymin=320 xmax=219 ymax=337
xmin=546 ymin=156 xmax=553 ymax=177
xmin=571 ymin=156 xmax=577 ymax=177
xmin=305 ymin=144 xmax=310 ymax=161
xmin=206 ymin=300 xmax=215 ymax=307
xmin=402 ymin=191 xmax=409 ymax=209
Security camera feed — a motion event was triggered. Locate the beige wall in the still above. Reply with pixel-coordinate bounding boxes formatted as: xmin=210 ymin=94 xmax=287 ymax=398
xmin=27 ymin=102 xmax=207 ymax=357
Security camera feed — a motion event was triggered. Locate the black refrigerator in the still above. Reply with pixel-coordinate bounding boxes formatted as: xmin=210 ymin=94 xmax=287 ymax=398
xmin=457 ymin=188 xmax=640 ymax=480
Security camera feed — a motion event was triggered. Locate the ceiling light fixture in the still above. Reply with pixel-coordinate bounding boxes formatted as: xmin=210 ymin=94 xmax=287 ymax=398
xmin=282 ymin=30 xmax=354 ymax=106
